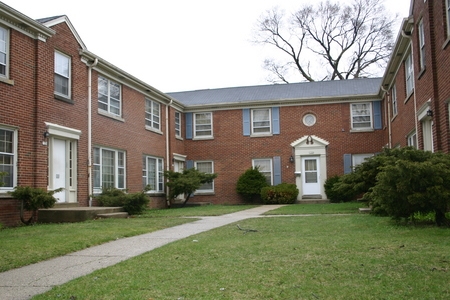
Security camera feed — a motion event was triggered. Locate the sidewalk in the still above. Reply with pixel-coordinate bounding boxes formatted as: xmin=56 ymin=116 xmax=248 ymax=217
xmin=0 ymin=205 xmax=284 ymax=300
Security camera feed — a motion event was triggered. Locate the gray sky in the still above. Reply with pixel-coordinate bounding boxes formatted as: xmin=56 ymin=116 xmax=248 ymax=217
xmin=4 ymin=0 xmax=411 ymax=92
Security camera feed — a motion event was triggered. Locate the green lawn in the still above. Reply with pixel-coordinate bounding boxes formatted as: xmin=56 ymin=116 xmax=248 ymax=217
xmin=32 ymin=214 xmax=450 ymax=300
xmin=0 ymin=205 xmax=255 ymax=272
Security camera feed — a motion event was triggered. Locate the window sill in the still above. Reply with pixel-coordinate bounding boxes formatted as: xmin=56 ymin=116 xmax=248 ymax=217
xmin=98 ymin=109 xmax=125 ymax=122
xmin=146 ymin=192 xmax=165 ymax=197
xmin=350 ymin=128 xmax=375 ymax=133
xmin=404 ymin=90 xmax=414 ymax=104
xmin=54 ymin=94 xmax=74 ymax=104
xmin=0 ymin=77 xmax=14 ymax=85
xmin=250 ymin=133 xmax=273 ymax=138
xmin=418 ymin=68 xmax=426 ymax=80
xmin=194 ymin=191 xmax=215 ymax=196
xmin=145 ymin=126 xmax=163 ymax=135
xmin=0 ymin=192 xmax=13 ymax=199
xmin=193 ymin=136 xmax=214 ymax=140
xmin=443 ymin=36 xmax=450 ymax=50
xmin=176 ymin=135 xmax=184 ymax=141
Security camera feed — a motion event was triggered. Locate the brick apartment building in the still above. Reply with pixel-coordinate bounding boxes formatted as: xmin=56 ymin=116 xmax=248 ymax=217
xmin=1 ymin=0 xmax=449 ymax=226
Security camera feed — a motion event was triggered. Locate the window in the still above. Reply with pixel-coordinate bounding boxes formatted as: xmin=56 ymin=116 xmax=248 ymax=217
xmin=303 ymin=114 xmax=316 ymax=126
xmin=0 ymin=128 xmax=17 ymax=190
xmin=351 ymin=102 xmax=372 ymax=129
xmin=407 ymin=131 xmax=417 ymax=149
xmin=98 ymin=76 xmax=121 ymax=116
xmin=391 ymin=85 xmax=398 ymax=116
xmin=253 ymin=158 xmax=272 ymax=185
xmin=252 ymin=108 xmax=271 ymax=134
xmin=352 ymin=154 xmax=373 ymax=168
xmin=54 ymin=51 xmax=71 ymax=98
xmin=0 ymin=26 xmax=8 ymax=78
xmin=405 ymin=53 xmax=414 ymax=95
xmin=194 ymin=112 xmax=213 ymax=138
xmin=195 ymin=161 xmax=214 ymax=192
xmin=175 ymin=111 xmax=181 ymax=137
xmin=93 ymin=147 xmax=125 ymax=192
xmin=145 ymin=99 xmax=160 ymax=131
xmin=418 ymin=19 xmax=425 ymax=70
xmin=446 ymin=0 xmax=450 ymax=37
xmin=142 ymin=156 xmax=164 ymax=192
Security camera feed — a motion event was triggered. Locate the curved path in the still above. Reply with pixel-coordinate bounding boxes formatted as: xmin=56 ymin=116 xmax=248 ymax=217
xmin=0 ymin=205 xmax=285 ymax=300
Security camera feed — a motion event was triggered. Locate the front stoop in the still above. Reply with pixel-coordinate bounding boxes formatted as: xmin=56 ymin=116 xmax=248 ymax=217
xmin=38 ymin=207 xmax=126 ymax=223
xmin=298 ymin=195 xmax=330 ymax=204
xmin=359 ymin=207 xmax=372 ymax=213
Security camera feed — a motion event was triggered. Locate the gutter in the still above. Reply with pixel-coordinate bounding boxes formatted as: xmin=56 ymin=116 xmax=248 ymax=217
xmin=88 ymin=58 xmax=98 ymax=206
xmin=165 ymin=99 xmax=173 ymax=206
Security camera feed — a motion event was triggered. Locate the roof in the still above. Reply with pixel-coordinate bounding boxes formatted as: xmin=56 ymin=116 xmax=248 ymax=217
xmin=167 ymin=77 xmax=383 ymax=107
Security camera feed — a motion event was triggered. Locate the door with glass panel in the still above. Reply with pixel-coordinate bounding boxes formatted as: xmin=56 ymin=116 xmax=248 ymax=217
xmin=302 ymin=156 xmax=320 ymax=195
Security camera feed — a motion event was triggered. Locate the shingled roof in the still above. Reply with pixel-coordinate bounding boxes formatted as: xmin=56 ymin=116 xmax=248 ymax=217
xmin=167 ymin=77 xmax=382 ymax=107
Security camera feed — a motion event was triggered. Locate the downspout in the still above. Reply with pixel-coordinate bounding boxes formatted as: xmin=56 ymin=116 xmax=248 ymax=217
xmin=88 ymin=58 xmax=98 ymax=207
xmin=401 ymin=29 xmax=418 ymax=147
xmin=165 ymin=99 xmax=173 ymax=207
xmin=381 ymin=86 xmax=392 ymax=148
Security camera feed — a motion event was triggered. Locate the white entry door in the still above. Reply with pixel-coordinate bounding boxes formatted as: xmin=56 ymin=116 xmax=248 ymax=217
xmin=174 ymin=160 xmax=185 ymax=200
xmin=50 ymin=138 xmax=77 ymax=203
xmin=52 ymin=138 xmax=66 ymax=202
xmin=302 ymin=156 xmax=321 ymax=195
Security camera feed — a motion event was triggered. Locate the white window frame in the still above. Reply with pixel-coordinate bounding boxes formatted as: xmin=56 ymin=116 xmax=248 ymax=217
xmin=142 ymin=155 xmax=164 ymax=193
xmin=175 ymin=111 xmax=181 ymax=137
xmin=93 ymin=147 xmax=126 ymax=193
xmin=195 ymin=161 xmax=214 ymax=193
xmin=54 ymin=51 xmax=71 ymax=98
xmin=405 ymin=53 xmax=414 ymax=96
xmin=251 ymin=108 xmax=272 ymax=135
xmin=98 ymin=75 xmax=122 ymax=117
xmin=0 ymin=126 xmax=17 ymax=192
xmin=350 ymin=102 xmax=373 ymax=130
xmin=252 ymin=158 xmax=273 ymax=185
xmin=446 ymin=0 xmax=450 ymax=37
xmin=422 ymin=119 xmax=434 ymax=152
xmin=145 ymin=98 xmax=161 ymax=132
xmin=407 ymin=131 xmax=417 ymax=149
xmin=352 ymin=154 xmax=373 ymax=169
xmin=194 ymin=112 xmax=213 ymax=139
xmin=391 ymin=85 xmax=398 ymax=117
xmin=0 ymin=26 xmax=9 ymax=79
xmin=418 ymin=19 xmax=425 ymax=71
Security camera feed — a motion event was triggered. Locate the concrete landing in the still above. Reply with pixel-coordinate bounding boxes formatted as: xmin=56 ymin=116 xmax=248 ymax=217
xmin=38 ymin=207 xmax=126 ymax=223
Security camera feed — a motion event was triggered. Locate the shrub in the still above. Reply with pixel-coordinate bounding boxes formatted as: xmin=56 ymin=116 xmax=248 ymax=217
xmin=236 ymin=167 xmax=268 ymax=202
xmin=95 ymin=186 xmax=150 ymax=215
xmin=9 ymin=186 xmax=63 ymax=225
xmin=261 ymin=183 xmax=299 ymax=204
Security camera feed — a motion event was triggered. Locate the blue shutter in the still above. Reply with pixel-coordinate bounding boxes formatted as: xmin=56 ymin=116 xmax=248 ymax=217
xmin=272 ymin=107 xmax=280 ymax=134
xmin=273 ymin=156 xmax=281 ymax=185
xmin=243 ymin=109 xmax=250 ymax=136
xmin=186 ymin=160 xmax=194 ymax=170
xmin=373 ymin=101 xmax=382 ymax=130
xmin=185 ymin=113 xmax=193 ymax=139
xmin=343 ymin=154 xmax=352 ymax=174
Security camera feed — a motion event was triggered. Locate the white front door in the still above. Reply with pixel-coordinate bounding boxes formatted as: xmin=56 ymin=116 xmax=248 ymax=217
xmin=174 ymin=160 xmax=185 ymax=200
xmin=302 ymin=156 xmax=321 ymax=195
xmin=50 ymin=138 xmax=77 ymax=203
xmin=52 ymin=138 xmax=66 ymax=202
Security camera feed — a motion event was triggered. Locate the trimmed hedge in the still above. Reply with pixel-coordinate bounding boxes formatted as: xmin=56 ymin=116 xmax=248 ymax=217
xmin=95 ymin=186 xmax=150 ymax=215
xmin=261 ymin=183 xmax=299 ymax=204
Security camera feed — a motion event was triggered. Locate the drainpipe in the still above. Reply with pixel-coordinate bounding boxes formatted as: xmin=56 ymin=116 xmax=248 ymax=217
xmin=381 ymin=86 xmax=391 ymax=148
xmin=88 ymin=58 xmax=98 ymax=207
xmin=401 ymin=29 xmax=418 ymax=147
xmin=165 ymin=99 xmax=173 ymax=207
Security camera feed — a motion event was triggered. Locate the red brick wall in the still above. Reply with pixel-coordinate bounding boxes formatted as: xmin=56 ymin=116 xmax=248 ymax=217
xmin=183 ymin=104 xmax=386 ymax=204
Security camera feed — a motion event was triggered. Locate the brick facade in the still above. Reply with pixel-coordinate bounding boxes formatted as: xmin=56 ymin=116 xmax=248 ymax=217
xmin=1 ymin=0 xmax=449 ymax=226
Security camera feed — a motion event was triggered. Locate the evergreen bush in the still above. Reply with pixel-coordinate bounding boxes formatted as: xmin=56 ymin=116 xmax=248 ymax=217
xmin=95 ymin=186 xmax=150 ymax=215
xmin=236 ymin=167 xmax=268 ymax=202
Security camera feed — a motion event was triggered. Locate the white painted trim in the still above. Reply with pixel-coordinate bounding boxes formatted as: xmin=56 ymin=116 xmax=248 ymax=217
xmin=45 ymin=122 xmax=81 ymax=140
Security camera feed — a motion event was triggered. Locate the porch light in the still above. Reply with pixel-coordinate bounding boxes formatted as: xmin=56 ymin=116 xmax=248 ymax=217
xmin=426 ymin=109 xmax=433 ymax=117
xmin=43 ymin=131 xmax=50 ymax=138
xmin=289 ymin=155 xmax=295 ymax=163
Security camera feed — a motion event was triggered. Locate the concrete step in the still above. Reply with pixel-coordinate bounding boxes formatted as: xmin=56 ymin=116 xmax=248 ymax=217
xmin=96 ymin=212 xmax=129 ymax=219
xmin=38 ymin=207 xmax=125 ymax=223
xmin=296 ymin=199 xmax=330 ymax=204
xmin=359 ymin=207 xmax=372 ymax=213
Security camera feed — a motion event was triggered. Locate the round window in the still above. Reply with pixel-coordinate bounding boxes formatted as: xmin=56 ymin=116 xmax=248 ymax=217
xmin=303 ymin=114 xmax=316 ymax=126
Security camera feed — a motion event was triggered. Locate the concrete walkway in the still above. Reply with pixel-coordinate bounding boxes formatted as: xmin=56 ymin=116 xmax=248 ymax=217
xmin=0 ymin=205 xmax=284 ymax=300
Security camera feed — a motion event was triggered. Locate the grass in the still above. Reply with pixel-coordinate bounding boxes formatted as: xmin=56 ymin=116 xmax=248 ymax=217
xmin=0 ymin=205 xmax=255 ymax=272
xmin=265 ymin=202 xmax=365 ymax=215
xmin=32 ymin=214 xmax=450 ymax=300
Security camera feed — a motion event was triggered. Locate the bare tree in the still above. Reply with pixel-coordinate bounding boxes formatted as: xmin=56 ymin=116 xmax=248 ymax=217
xmin=253 ymin=0 xmax=396 ymax=83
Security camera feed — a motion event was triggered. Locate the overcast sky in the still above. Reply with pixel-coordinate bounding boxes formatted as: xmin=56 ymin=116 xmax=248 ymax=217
xmin=4 ymin=0 xmax=411 ymax=92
